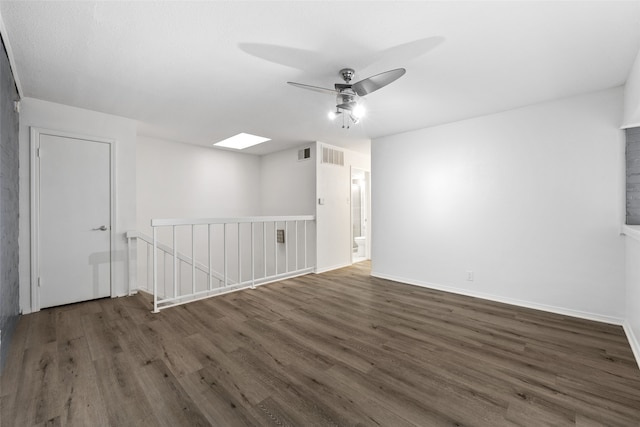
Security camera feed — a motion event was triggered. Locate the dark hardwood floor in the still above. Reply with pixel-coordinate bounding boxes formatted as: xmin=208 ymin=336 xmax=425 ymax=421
xmin=2 ymin=261 xmax=640 ymax=426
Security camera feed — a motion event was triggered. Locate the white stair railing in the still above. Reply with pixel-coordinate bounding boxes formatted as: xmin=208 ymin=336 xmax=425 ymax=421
xmin=128 ymin=215 xmax=315 ymax=312
xmin=126 ymin=230 xmax=231 ymax=296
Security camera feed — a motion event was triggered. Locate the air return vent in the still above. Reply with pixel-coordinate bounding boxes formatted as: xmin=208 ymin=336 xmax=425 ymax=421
xmin=298 ymin=147 xmax=311 ymax=161
xmin=321 ymin=145 xmax=344 ymax=166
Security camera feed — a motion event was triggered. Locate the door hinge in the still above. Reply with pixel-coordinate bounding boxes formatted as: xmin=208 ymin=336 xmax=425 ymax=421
xmin=37 ymin=148 xmax=41 ymax=158
xmin=37 ymin=277 xmax=41 ymax=287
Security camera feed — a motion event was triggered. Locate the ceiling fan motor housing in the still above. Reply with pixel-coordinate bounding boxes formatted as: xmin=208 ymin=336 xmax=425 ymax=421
xmin=340 ymin=68 xmax=355 ymax=83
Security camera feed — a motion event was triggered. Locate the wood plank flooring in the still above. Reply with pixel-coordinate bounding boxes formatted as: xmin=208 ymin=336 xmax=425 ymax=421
xmin=2 ymin=261 xmax=640 ymax=426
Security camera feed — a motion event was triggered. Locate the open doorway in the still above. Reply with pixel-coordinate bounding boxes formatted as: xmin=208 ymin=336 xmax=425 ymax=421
xmin=351 ymin=168 xmax=370 ymax=263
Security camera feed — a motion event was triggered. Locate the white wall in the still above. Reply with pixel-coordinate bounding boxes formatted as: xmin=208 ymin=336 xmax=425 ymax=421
xmin=19 ymin=97 xmax=137 ymax=313
xmin=623 ymin=228 xmax=640 ymax=366
xmin=136 ymin=135 xmax=263 ymax=287
xmin=259 ymin=143 xmax=317 ymax=273
xmin=316 ymin=142 xmax=370 ymax=273
xmin=624 ymin=47 xmax=640 ymax=127
xmin=372 ymin=87 xmax=626 ymax=322
xmin=623 ymin=48 xmax=640 ymax=367
xmin=137 ymin=135 xmax=261 ymax=235
xmin=260 ymin=143 xmax=316 ymax=216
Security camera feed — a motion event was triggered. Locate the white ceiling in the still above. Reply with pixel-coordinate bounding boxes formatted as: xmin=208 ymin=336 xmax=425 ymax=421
xmin=1 ymin=1 xmax=640 ymax=155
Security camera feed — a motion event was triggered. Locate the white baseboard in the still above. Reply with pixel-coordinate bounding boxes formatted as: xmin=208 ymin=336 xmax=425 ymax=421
xmin=315 ymin=262 xmax=352 ymax=274
xmin=370 ymin=271 xmax=625 ymax=326
xmin=623 ymin=321 xmax=640 ymax=369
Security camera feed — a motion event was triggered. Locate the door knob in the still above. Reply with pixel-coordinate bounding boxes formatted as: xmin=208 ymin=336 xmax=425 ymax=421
xmin=92 ymin=225 xmax=108 ymax=231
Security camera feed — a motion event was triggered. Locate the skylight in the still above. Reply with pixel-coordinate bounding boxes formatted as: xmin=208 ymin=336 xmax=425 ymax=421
xmin=213 ymin=133 xmax=270 ymax=150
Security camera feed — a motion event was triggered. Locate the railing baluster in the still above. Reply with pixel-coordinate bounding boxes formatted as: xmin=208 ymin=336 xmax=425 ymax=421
xmin=238 ymin=223 xmax=242 ymax=286
xmin=285 ymin=221 xmax=289 ymax=273
xmin=179 ymin=262 xmax=183 ymax=297
xmin=274 ymin=221 xmax=278 ymax=276
xmin=304 ymin=220 xmax=307 ymax=269
xmin=147 ymin=242 xmax=152 ymax=292
xmin=208 ymin=224 xmax=212 ymax=291
xmin=251 ymin=222 xmax=255 ymax=289
xmin=173 ymin=226 xmax=178 ymax=298
xmin=295 ymin=220 xmax=298 ymax=271
xmin=224 ymin=223 xmax=227 ymax=287
xmin=263 ymin=222 xmax=267 ymax=279
xmin=152 ymin=227 xmax=158 ymax=313
xmin=191 ymin=224 xmax=196 ymax=295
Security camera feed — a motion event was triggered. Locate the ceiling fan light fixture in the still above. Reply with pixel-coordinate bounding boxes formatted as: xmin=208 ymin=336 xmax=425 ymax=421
xmin=328 ymin=110 xmax=341 ymax=120
xmin=352 ymin=104 xmax=365 ymax=119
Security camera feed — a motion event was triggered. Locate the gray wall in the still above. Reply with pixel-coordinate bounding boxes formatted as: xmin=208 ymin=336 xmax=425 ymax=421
xmin=627 ymin=127 xmax=640 ymax=225
xmin=0 ymin=36 xmax=20 ymax=372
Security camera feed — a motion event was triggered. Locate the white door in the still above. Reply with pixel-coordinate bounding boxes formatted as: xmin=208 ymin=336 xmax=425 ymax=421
xmin=37 ymin=133 xmax=112 ymax=308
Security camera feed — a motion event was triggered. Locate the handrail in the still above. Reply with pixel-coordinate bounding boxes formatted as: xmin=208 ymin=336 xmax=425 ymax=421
xmin=151 ymin=215 xmax=315 ymax=227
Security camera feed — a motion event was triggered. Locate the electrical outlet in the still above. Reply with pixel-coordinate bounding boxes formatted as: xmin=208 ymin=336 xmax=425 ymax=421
xmin=466 ymin=271 xmax=474 ymax=281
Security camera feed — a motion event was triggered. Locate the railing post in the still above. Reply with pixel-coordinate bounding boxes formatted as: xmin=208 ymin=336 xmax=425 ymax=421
xmin=152 ymin=227 xmax=159 ymax=313
xmin=126 ymin=233 xmax=134 ymax=295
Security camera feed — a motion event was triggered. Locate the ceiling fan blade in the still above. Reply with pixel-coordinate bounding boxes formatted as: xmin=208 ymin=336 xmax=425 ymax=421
xmin=287 ymin=81 xmax=338 ymax=95
xmin=351 ymin=68 xmax=406 ymax=96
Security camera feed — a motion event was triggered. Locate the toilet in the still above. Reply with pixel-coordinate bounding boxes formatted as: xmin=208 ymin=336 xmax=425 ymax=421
xmin=354 ymin=236 xmax=366 ymax=257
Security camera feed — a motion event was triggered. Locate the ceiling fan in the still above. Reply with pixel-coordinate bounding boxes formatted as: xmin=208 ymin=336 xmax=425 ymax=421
xmin=287 ymin=67 xmax=406 ymax=128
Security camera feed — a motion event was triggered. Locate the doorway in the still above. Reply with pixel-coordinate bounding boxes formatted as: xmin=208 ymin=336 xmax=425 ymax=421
xmin=31 ymin=128 xmax=115 ymax=310
xmin=351 ymin=168 xmax=370 ymax=263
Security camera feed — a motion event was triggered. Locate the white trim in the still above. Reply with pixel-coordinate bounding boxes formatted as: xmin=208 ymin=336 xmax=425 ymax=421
xmin=0 ymin=8 xmax=23 ymax=98
xmin=370 ymin=271 xmax=625 ymax=326
xmin=621 ymin=224 xmax=640 ymax=243
xmin=623 ymin=321 xmax=640 ymax=369
xmin=621 ymin=123 xmax=640 ymax=130
xmin=30 ymin=127 xmax=117 ymax=312
xmin=29 ymin=129 xmax=39 ymax=312
xmin=314 ymin=262 xmax=352 ymax=274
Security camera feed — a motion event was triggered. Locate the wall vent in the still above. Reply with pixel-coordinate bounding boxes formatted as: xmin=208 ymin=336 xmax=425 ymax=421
xmin=298 ymin=147 xmax=311 ymax=161
xmin=321 ymin=145 xmax=344 ymax=166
